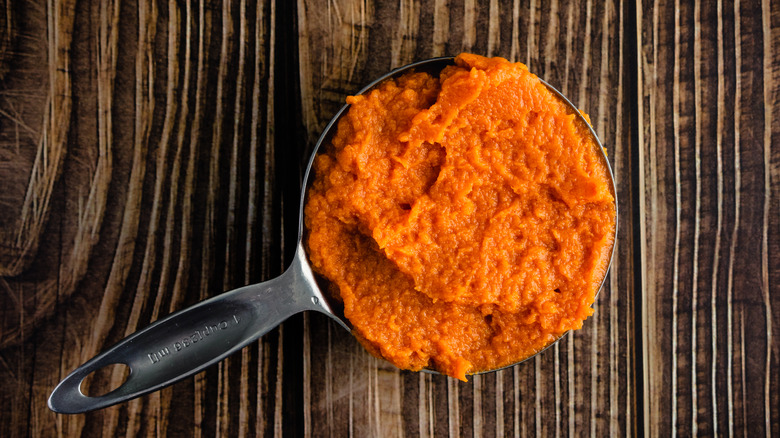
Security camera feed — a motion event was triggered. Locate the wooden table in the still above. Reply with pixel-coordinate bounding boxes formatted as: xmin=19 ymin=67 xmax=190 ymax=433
xmin=1 ymin=0 xmax=777 ymax=436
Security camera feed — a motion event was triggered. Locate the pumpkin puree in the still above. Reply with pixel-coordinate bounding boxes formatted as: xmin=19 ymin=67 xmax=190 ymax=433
xmin=304 ymin=54 xmax=616 ymax=380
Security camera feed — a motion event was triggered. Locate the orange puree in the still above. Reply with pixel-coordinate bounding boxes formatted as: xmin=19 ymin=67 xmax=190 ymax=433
xmin=304 ymin=53 xmax=616 ymax=380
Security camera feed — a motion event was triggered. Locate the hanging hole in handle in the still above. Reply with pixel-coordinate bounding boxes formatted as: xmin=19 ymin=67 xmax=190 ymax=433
xmin=80 ymin=363 xmax=130 ymax=397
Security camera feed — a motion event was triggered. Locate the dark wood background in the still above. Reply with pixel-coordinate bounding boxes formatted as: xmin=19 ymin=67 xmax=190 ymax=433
xmin=0 ymin=0 xmax=777 ymax=436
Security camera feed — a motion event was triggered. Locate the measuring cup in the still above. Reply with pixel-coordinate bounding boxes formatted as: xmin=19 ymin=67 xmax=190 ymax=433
xmin=48 ymin=57 xmax=617 ymax=414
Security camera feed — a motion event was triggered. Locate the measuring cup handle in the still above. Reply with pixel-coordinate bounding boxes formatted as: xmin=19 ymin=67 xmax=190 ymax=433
xmin=48 ymin=249 xmax=327 ymax=414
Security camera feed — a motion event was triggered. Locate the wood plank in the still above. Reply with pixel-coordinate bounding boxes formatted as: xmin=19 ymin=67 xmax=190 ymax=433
xmin=296 ymin=0 xmax=637 ymax=436
xmin=0 ymin=0 xmax=281 ymax=436
xmin=638 ymin=0 xmax=780 ymax=435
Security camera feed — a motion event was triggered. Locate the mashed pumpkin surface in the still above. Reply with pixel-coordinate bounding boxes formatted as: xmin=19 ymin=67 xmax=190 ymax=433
xmin=304 ymin=54 xmax=616 ymax=380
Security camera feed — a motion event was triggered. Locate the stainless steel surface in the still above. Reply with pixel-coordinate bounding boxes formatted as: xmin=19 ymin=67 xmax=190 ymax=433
xmin=48 ymin=245 xmax=339 ymax=414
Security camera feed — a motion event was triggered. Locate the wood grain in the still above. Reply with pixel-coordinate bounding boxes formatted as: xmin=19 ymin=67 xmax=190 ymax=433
xmin=0 ymin=0 xmax=777 ymax=436
xmin=638 ymin=0 xmax=780 ymax=435
xmin=2 ymin=0 xmax=281 ymax=435
xmin=0 ymin=0 xmax=74 ymax=278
